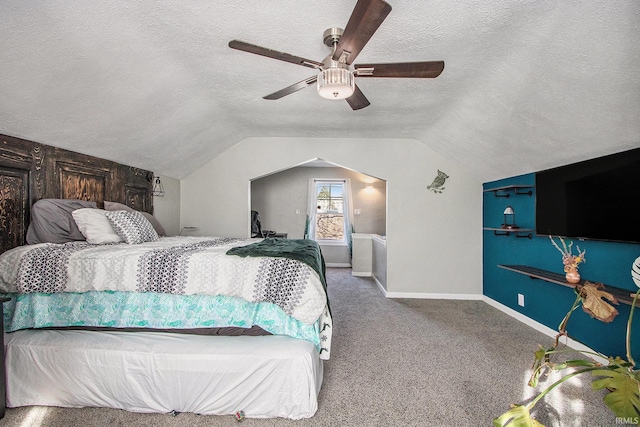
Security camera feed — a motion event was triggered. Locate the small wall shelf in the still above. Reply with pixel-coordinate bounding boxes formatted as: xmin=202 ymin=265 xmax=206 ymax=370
xmin=484 ymin=228 xmax=534 ymax=239
xmin=483 ymin=185 xmax=533 ymax=198
xmin=498 ymin=264 xmax=637 ymax=306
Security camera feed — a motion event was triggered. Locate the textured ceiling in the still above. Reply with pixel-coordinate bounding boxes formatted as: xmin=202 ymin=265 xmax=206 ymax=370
xmin=1 ymin=1 xmax=638 ymax=181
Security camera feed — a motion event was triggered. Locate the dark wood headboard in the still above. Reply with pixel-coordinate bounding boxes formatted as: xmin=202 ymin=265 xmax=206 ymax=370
xmin=0 ymin=133 xmax=154 ymax=253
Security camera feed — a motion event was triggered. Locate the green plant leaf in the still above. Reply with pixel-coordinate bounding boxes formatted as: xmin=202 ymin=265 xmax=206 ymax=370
xmin=529 ymin=346 xmax=554 ymax=387
xmin=607 ymin=356 xmax=635 ymax=369
xmin=591 ymin=367 xmax=640 ymax=419
xmin=493 ymin=404 xmax=544 ymax=427
xmin=552 ymin=359 xmax=600 ymax=370
xmin=529 ymin=347 xmax=546 ymax=387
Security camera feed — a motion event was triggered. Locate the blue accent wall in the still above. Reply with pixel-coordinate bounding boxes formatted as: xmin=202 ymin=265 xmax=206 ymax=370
xmin=483 ymin=173 xmax=640 ymax=359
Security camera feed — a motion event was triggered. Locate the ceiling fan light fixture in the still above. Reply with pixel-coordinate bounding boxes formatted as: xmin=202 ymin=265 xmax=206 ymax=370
xmin=230 ymin=1 xmax=444 ymax=109
xmin=317 ymin=68 xmax=355 ymax=100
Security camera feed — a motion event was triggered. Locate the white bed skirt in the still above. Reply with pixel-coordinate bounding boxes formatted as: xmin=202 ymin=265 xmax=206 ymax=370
xmin=5 ymin=330 xmax=323 ymax=419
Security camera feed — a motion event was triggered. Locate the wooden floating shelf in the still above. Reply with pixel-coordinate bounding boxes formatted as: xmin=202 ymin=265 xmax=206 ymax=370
xmin=498 ymin=264 xmax=638 ymax=306
xmin=483 ymin=185 xmax=534 ymax=198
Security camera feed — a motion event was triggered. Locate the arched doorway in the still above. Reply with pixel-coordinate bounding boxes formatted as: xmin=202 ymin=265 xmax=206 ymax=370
xmin=250 ymin=158 xmax=386 ymax=268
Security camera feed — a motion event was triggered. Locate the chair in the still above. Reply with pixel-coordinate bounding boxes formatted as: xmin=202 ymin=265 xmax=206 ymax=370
xmin=251 ymin=210 xmax=276 ymax=238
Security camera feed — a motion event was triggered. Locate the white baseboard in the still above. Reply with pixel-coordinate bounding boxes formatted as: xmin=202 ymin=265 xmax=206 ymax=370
xmin=384 ymin=291 xmax=483 ymax=300
xmin=373 ymin=282 xmax=483 ymax=300
xmin=351 ymin=271 xmax=372 ymax=277
xmin=326 ymin=263 xmax=352 ymax=268
xmin=373 ymin=274 xmax=385 ymax=295
xmin=482 ymin=296 xmax=607 ymax=364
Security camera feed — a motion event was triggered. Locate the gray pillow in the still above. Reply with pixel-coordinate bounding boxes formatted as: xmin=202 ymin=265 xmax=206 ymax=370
xmin=105 ymin=210 xmax=159 ymax=244
xmin=26 ymin=199 xmax=97 ymax=244
xmin=103 ymin=201 xmax=166 ymax=236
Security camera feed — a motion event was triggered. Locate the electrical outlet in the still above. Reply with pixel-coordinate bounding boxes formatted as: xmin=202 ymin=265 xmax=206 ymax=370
xmin=518 ymin=293 xmax=525 ymax=307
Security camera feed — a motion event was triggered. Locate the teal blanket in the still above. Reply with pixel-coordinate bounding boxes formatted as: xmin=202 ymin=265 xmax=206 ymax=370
xmin=227 ymin=238 xmax=329 ymax=310
xmin=1 ymin=291 xmax=321 ymax=349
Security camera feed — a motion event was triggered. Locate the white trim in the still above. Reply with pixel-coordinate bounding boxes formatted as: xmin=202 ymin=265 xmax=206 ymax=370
xmin=326 ymin=263 xmax=351 ymax=268
xmin=483 ymin=296 xmax=608 ymax=365
xmin=373 ymin=274 xmax=386 ymax=294
xmin=351 ymin=233 xmax=372 ymax=240
xmin=317 ymin=240 xmax=347 ymax=247
xmin=385 ymin=292 xmax=483 ymax=300
xmin=371 ymin=234 xmax=386 ymax=246
xmin=351 ymin=271 xmax=371 ymax=277
xmin=373 ymin=285 xmax=482 ymax=301
xmin=312 ymin=179 xmax=348 ymax=243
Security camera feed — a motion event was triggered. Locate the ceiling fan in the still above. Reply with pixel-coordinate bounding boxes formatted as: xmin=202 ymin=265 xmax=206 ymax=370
xmin=228 ymin=0 xmax=444 ymax=110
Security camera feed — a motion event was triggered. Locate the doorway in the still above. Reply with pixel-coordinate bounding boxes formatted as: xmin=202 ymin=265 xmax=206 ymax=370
xmin=250 ymin=159 xmax=386 ymax=268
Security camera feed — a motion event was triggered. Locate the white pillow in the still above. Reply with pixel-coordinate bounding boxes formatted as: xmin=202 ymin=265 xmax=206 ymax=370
xmin=103 ymin=201 xmax=166 ymax=236
xmin=105 ymin=210 xmax=159 ymax=244
xmin=71 ymin=208 xmax=123 ymax=244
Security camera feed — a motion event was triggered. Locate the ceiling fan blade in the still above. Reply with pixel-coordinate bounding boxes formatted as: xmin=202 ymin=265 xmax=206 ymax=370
xmin=263 ymin=75 xmax=318 ymax=100
xmin=333 ymin=0 xmax=392 ymax=65
xmin=355 ymin=61 xmax=445 ymax=78
xmin=345 ymin=84 xmax=370 ymax=110
xmin=229 ymin=40 xmax=323 ymax=69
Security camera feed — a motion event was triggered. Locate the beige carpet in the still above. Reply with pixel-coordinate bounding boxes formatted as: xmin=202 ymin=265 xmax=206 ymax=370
xmin=2 ymin=268 xmax=615 ymax=426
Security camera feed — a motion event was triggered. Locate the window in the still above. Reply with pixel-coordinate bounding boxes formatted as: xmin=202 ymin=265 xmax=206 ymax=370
xmin=315 ymin=181 xmax=345 ymax=241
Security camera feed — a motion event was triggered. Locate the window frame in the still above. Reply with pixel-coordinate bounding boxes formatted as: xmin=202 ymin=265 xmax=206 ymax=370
xmin=313 ymin=179 xmax=347 ymax=244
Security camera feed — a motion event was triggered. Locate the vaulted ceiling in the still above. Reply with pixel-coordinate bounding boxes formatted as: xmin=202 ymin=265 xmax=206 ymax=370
xmin=1 ymin=1 xmax=638 ymax=181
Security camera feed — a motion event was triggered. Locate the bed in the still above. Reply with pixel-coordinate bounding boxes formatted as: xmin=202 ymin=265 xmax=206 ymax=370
xmin=0 ymin=134 xmax=331 ymax=419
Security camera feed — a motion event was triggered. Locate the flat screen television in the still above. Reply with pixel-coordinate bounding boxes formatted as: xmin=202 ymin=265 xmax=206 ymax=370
xmin=535 ymin=148 xmax=640 ymax=244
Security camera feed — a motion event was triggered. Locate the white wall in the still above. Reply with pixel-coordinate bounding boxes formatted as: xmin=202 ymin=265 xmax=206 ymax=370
xmin=180 ymin=137 xmax=483 ymax=296
xmin=152 ymin=174 xmax=181 ymax=236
